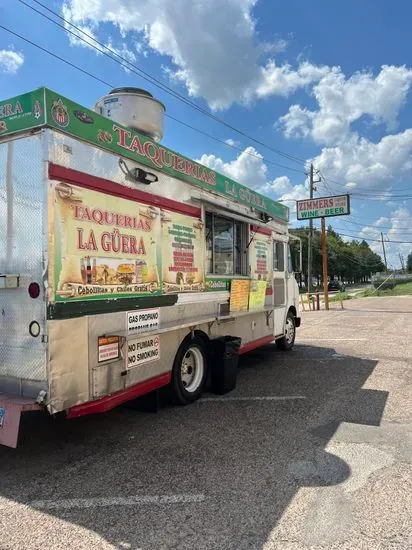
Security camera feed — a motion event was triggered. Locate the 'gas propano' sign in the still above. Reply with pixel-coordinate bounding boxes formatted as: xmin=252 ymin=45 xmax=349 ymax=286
xmin=296 ymin=194 xmax=350 ymax=220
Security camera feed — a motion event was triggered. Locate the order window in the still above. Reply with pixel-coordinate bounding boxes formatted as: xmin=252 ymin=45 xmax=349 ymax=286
xmin=273 ymin=241 xmax=285 ymax=271
xmin=205 ymin=212 xmax=247 ymax=275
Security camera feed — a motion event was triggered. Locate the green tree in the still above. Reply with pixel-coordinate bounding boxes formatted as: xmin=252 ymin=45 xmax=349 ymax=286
xmin=290 ymin=225 xmax=385 ymax=286
xmin=407 ymin=252 xmax=412 ymax=273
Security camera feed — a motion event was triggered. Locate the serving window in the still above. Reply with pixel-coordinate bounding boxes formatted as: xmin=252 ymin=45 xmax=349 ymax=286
xmin=205 ymin=212 xmax=248 ymax=276
xmin=273 ymin=241 xmax=285 ymax=272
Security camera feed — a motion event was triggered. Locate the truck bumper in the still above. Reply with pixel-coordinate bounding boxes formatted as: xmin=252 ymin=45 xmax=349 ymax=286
xmin=0 ymin=394 xmax=41 ymax=448
xmin=295 ymin=316 xmax=301 ymax=328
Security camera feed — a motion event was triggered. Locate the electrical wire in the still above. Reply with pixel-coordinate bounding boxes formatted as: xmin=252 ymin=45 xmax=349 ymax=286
xmin=0 ymin=23 xmax=306 ymax=176
xmin=333 ymin=231 xmax=412 ymax=244
xmin=0 ymin=25 xmax=113 ymax=88
xmin=17 ymin=0 xmax=307 ymax=167
xmin=341 ymin=218 xmax=412 ymax=233
xmin=9 ymin=3 xmax=412 ymax=214
xmin=292 ymin=224 xmax=412 ymax=244
xmin=320 ymin=170 xmax=412 ymax=200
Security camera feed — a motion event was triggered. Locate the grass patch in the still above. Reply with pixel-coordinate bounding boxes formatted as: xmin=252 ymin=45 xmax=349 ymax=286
xmin=358 ymin=281 xmax=412 ymax=297
xmin=329 ymin=291 xmax=351 ymax=302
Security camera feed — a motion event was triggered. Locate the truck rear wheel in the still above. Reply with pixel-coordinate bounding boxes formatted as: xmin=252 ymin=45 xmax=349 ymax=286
xmin=276 ymin=311 xmax=296 ymax=351
xmin=168 ymin=336 xmax=208 ymax=405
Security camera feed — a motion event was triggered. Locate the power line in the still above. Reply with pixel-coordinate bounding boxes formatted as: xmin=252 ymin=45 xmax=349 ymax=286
xmin=292 ymin=224 xmax=412 ymax=244
xmin=319 ymin=170 xmax=412 ymax=198
xmin=0 ymin=23 xmax=305 ymax=176
xmin=338 ymin=252 xmax=384 ymax=268
xmin=320 ymin=179 xmax=412 ymax=203
xmin=341 ymin=218 xmax=412 ymax=233
xmin=337 ymin=213 xmax=410 ymax=222
xmin=334 ymin=231 xmax=412 ymax=244
xmin=0 ymin=25 xmax=113 ymax=88
xmin=17 ymin=0 xmax=307 ymax=167
xmin=352 ymin=189 xmax=412 ymax=196
xmin=9 ymin=3 xmax=412 ymax=207
xmin=352 ymin=195 xmax=412 ymax=201
xmin=165 ymin=114 xmax=305 ymax=174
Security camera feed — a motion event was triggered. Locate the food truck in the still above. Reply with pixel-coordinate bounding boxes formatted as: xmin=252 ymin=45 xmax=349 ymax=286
xmin=0 ymin=87 xmax=301 ymax=447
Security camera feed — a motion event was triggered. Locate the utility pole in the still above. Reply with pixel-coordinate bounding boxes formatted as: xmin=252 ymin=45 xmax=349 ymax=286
xmin=307 ymin=164 xmax=314 ymax=292
xmin=381 ymin=232 xmax=387 ymax=271
xmin=399 ymin=253 xmax=405 ymax=272
xmin=321 ymin=216 xmax=329 ymax=310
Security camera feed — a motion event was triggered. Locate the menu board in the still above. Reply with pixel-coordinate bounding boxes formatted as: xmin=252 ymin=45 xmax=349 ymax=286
xmin=249 ymin=231 xmax=272 ymax=285
xmin=161 ymin=211 xmax=204 ymax=293
xmin=248 ymin=280 xmax=267 ymax=310
xmin=229 ymin=279 xmax=250 ymax=312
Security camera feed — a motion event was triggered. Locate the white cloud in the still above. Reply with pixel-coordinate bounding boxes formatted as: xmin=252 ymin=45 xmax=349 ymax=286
xmin=279 ymin=65 xmax=412 ymax=145
xmin=224 ymin=138 xmax=241 ymax=148
xmin=63 ymin=0 xmax=330 ymax=109
xmin=61 ymin=4 xmax=136 ymax=70
xmin=256 ymin=61 xmax=330 ymax=100
xmin=199 ymin=147 xmax=269 ymax=189
xmin=375 ymin=217 xmax=389 ymax=227
xmin=105 ymin=39 xmax=137 ymax=68
xmin=198 ymin=147 xmax=307 ymax=213
xmin=313 ymin=130 xmax=412 ymax=190
xmin=0 ymin=48 xmax=24 ymax=74
xmin=359 ymin=207 xmax=412 ymax=268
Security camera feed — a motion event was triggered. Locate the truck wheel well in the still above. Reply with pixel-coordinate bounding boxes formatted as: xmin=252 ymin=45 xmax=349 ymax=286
xmin=182 ymin=329 xmax=210 ymax=346
xmin=193 ymin=329 xmax=210 ymax=345
xmin=289 ymin=306 xmax=297 ymax=318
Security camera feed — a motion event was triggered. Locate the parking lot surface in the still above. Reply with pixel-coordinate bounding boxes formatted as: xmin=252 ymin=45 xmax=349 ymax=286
xmin=0 ymin=296 xmax=411 ymax=550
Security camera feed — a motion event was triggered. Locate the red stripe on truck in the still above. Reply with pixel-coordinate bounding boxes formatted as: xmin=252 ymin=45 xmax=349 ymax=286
xmin=250 ymin=224 xmax=272 ymax=236
xmin=66 ymin=372 xmax=171 ymax=418
xmin=48 ymin=163 xmax=202 ymax=217
xmin=239 ymin=334 xmax=274 ymax=355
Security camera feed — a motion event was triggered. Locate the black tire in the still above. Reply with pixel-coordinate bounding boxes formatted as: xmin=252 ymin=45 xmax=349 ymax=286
xmin=168 ymin=336 xmax=208 ymax=405
xmin=276 ymin=311 xmax=296 ymax=351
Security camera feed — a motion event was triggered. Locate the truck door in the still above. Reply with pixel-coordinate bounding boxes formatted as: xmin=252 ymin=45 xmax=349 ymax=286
xmin=273 ymin=240 xmax=287 ymax=337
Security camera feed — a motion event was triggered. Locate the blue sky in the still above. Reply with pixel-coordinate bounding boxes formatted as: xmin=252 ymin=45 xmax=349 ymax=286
xmin=1 ymin=0 xmax=412 ymax=267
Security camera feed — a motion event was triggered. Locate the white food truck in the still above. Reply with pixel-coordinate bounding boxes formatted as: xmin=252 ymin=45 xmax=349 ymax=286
xmin=0 ymin=87 xmax=301 ymax=447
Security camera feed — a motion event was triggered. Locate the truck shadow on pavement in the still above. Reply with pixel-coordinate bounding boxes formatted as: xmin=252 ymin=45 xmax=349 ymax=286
xmin=0 ymin=344 xmax=388 ymax=550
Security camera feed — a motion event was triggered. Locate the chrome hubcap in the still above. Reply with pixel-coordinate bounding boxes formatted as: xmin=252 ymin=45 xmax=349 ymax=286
xmin=180 ymin=347 xmax=204 ymax=393
xmin=285 ymin=318 xmax=295 ymax=343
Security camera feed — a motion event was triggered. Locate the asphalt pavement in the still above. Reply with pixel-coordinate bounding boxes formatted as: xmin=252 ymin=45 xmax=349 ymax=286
xmin=0 ymin=296 xmax=411 ymax=550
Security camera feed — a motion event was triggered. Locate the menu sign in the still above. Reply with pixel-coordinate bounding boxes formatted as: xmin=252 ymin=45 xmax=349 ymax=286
xmin=249 ymin=231 xmax=272 ymax=285
xmin=249 ymin=280 xmax=266 ymax=310
xmin=229 ymin=279 xmax=250 ymax=312
xmin=161 ymin=211 xmax=204 ymax=293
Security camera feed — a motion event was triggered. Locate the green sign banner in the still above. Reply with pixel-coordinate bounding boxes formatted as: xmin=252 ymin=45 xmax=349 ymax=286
xmin=0 ymin=89 xmax=45 ymax=135
xmin=0 ymin=87 xmax=289 ymax=222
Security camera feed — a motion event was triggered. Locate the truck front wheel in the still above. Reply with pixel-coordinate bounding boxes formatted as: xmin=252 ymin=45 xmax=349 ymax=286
xmin=168 ymin=336 xmax=208 ymax=405
xmin=276 ymin=311 xmax=296 ymax=351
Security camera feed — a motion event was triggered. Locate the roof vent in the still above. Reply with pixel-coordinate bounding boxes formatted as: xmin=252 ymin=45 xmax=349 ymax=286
xmin=94 ymin=87 xmax=165 ymax=142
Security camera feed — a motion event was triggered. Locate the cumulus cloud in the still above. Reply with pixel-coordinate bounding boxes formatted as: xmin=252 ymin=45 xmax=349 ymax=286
xmin=0 ymin=48 xmax=24 ymax=74
xmin=313 ymin=130 xmax=412 ymax=190
xmin=256 ymin=61 xmax=330 ymax=100
xmin=61 ymin=4 xmax=136 ymax=70
xmin=224 ymin=138 xmax=241 ymax=148
xmin=62 ymin=0 xmax=412 ymax=205
xmin=358 ymin=207 xmax=412 ymax=268
xmin=198 ymin=147 xmax=307 ymax=212
xmin=63 ymin=0 xmax=329 ymax=109
xmin=276 ymin=64 xmax=412 ymax=193
xmin=199 ymin=147 xmax=269 ymax=189
xmin=279 ymin=65 xmax=412 ymax=144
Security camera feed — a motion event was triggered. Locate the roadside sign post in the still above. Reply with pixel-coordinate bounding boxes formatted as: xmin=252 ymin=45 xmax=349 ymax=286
xmin=321 ymin=216 xmax=329 ymax=310
xmin=296 ymin=194 xmax=350 ymax=311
